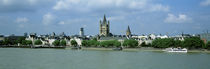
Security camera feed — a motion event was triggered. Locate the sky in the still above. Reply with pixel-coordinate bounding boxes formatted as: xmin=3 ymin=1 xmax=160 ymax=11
xmin=0 ymin=0 xmax=210 ymax=36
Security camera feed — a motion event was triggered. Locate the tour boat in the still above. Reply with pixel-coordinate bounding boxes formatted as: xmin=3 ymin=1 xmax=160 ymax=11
xmin=163 ymin=47 xmax=187 ymax=53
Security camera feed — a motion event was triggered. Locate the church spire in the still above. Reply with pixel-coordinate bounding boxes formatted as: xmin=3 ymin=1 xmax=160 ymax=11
xmin=126 ymin=25 xmax=131 ymax=36
xmin=103 ymin=14 xmax=106 ymax=22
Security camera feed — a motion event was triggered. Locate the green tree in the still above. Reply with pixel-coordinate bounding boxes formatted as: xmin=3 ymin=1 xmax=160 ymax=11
xmin=147 ymin=43 xmax=152 ymax=47
xmin=99 ymin=40 xmax=120 ymax=48
xmin=34 ymin=40 xmax=42 ymax=45
xmin=89 ymin=40 xmax=99 ymax=47
xmin=26 ymin=40 xmax=32 ymax=45
xmin=141 ymin=42 xmax=147 ymax=47
xmin=183 ymin=37 xmax=204 ymax=49
xmin=3 ymin=39 xmax=10 ymax=45
xmin=173 ymin=40 xmax=182 ymax=47
xmin=71 ymin=40 xmax=78 ymax=46
xmin=152 ymin=38 xmax=174 ymax=48
xmin=0 ymin=40 xmax=3 ymax=45
xmin=21 ymin=40 xmax=27 ymax=45
xmin=16 ymin=37 xmax=26 ymax=44
xmin=53 ymin=40 xmax=60 ymax=46
xmin=60 ymin=40 xmax=66 ymax=46
xmin=82 ymin=40 xmax=88 ymax=47
xmin=4 ymin=38 xmax=17 ymax=45
xmin=123 ymin=39 xmax=138 ymax=48
xmin=82 ymin=39 xmax=100 ymax=47
xmin=114 ymin=40 xmax=121 ymax=47
xmin=22 ymin=40 xmax=32 ymax=45
xmin=206 ymin=41 xmax=210 ymax=50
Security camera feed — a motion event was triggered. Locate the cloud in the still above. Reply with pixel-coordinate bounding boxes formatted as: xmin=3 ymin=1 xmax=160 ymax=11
xmin=107 ymin=16 xmax=125 ymax=21
xmin=58 ymin=21 xmax=65 ymax=25
xmin=42 ymin=13 xmax=55 ymax=25
xmin=15 ymin=17 xmax=28 ymax=23
xmin=0 ymin=0 xmax=52 ymax=12
xmin=82 ymin=25 xmax=87 ymax=28
xmin=14 ymin=17 xmax=29 ymax=28
xmin=53 ymin=0 xmax=80 ymax=10
xmin=64 ymin=18 xmax=90 ymax=24
xmin=53 ymin=0 xmax=169 ymax=12
xmin=149 ymin=4 xmax=169 ymax=12
xmin=164 ymin=13 xmax=192 ymax=23
xmin=201 ymin=0 xmax=210 ymax=6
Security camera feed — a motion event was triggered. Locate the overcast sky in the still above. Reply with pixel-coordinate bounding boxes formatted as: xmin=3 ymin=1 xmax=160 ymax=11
xmin=0 ymin=0 xmax=210 ymax=36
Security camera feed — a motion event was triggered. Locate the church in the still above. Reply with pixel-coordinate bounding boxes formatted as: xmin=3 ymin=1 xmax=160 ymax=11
xmin=99 ymin=15 xmax=112 ymax=37
xmin=98 ymin=15 xmax=132 ymax=41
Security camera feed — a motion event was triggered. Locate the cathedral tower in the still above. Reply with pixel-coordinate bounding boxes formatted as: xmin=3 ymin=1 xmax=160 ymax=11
xmin=99 ymin=14 xmax=110 ymax=36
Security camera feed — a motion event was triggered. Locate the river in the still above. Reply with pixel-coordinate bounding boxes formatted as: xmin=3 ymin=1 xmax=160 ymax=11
xmin=0 ymin=48 xmax=210 ymax=69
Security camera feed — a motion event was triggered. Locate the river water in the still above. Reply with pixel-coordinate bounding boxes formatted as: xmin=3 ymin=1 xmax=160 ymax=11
xmin=0 ymin=48 xmax=210 ymax=69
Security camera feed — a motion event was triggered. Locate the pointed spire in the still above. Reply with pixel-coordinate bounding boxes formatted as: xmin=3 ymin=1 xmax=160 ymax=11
xmin=103 ymin=14 xmax=106 ymax=22
xmin=100 ymin=20 xmax=102 ymax=24
xmin=127 ymin=26 xmax=130 ymax=32
xmin=126 ymin=25 xmax=131 ymax=36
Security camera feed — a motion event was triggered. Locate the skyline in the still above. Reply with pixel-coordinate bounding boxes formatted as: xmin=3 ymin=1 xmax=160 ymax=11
xmin=0 ymin=0 xmax=210 ymax=36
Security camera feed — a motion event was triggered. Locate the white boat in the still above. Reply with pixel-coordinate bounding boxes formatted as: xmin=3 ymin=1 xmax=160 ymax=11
xmin=163 ymin=47 xmax=187 ymax=53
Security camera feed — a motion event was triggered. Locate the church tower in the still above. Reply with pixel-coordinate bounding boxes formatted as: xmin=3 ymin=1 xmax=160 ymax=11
xmin=126 ymin=25 xmax=131 ymax=36
xmin=99 ymin=14 xmax=110 ymax=36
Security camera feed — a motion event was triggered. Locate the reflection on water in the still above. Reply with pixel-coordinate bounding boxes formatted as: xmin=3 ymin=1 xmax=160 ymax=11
xmin=0 ymin=48 xmax=210 ymax=69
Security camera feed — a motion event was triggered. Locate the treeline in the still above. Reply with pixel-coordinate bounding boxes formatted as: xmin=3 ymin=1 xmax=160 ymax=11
xmin=1 ymin=36 xmax=210 ymax=50
xmin=52 ymin=40 xmax=67 ymax=46
xmin=142 ymin=37 xmax=210 ymax=49
xmin=82 ymin=39 xmax=139 ymax=48
xmin=0 ymin=37 xmax=33 ymax=45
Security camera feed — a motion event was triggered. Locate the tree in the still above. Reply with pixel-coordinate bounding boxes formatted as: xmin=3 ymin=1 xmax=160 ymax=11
xmin=82 ymin=39 xmax=100 ymax=47
xmin=152 ymin=38 xmax=174 ymax=48
xmin=114 ymin=40 xmax=121 ymax=47
xmin=174 ymin=40 xmax=183 ymax=47
xmin=98 ymin=40 xmax=121 ymax=48
xmin=141 ymin=42 xmax=147 ymax=47
xmin=147 ymin=43 xmax=152 ymax=47
xmin=0 ymin=40 xmax=3 ymax=45
xmin=207 ymin=41 xmax=210 ymax=50
xmin=82 ymin=40 xmax=89 ymax=47
xmin=22 ymin=40 xmax=32 ymax=45
xmin=71 ymin=40 xmax=78 ymax=46
xmin=89 ymin=40 xmax=99 ymax=47
xmin=34 ymin=40 xmax=42 ymax=45
xmin=21 ymin=40 xmax=27 ymax=45
xmin=3 ymin=39 xmax=10 ymax=45
xmin=53 ymin=40 xmax=60 ymax=46
xmin=123 ymin=39 xmax=138 ymax=48
xmin=4 ymin=38 xmax=17 ymax=45
xmin=183 ymin=37 xmax=204 ymax=49
xmin=26 ymin=40 xmax=32 ymax=45
xmin=60 ymin=40 xmax=66 ymax=46
xmin=16 ymin=37 xmax=26 ymax=44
